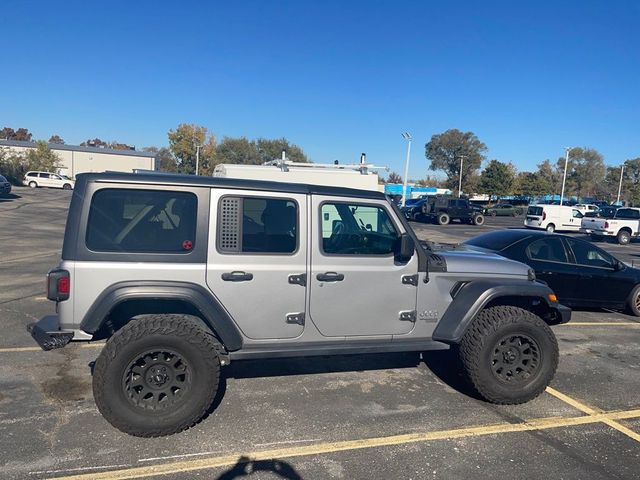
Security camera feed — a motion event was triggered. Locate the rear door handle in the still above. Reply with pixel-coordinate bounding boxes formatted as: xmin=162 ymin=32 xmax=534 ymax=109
xmin=221 ymin=271 xmax=253 ymax=282
xmin=316 ymin=272 xmax=344 ymax=282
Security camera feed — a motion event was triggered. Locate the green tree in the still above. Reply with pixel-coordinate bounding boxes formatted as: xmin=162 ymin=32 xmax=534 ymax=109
xmin=1 ymin=127 xmax=33 ymax=141
xmin=167 ymin=124 xmax=217 ymax=175
xmin=556 ymin=147 xmax=605 ymax=198
xmin=535 ymin=159 xmax=558 ymax=195
xmin=619 ymin=158 xmax=640 ymax=205
xmin=143 ymin=146 xmax=177 ymax=173
xmin=216 ymin=137 xmax=261 ymax=166
xmin=479 ymin=160 xmax=514 ymax=200
xmin=425 ymin=129 xmax=487 ymax=194
xmin=48 ymin=135 xmax=65 ymax=144
xmin=256 ymin=138 xmax=308 ymax=163
xmin=26 ymin=141 xmax=60 ymax=172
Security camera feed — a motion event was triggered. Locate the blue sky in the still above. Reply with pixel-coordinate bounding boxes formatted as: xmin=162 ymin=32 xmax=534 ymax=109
xmin=1 ymin=0 xmax=638 ymax=179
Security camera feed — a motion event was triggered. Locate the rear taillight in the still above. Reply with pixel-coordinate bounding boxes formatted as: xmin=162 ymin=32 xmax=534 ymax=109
xmin=47 ymin=269 xmax=70 ymax=302
xmin=542 ymin=212 xmax=546 ymax=221
xmin=604 ymin=221 xmax=609 ymax=229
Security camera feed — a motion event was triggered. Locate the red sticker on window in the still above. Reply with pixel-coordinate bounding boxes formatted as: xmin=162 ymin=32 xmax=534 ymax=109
xmin=182 ymin=240 xmax=193 ymax=251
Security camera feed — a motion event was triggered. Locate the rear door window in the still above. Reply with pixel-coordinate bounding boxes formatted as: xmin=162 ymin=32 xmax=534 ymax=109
xmin=526 ymin=237 xmax=568 ymax=263
xmin=218 ymin=196 xmax=298 ymax=254
xmin=527 ymin=206 xmax=543 ymax=216
xmin=86 ymin=189 xmax=198 ymax=253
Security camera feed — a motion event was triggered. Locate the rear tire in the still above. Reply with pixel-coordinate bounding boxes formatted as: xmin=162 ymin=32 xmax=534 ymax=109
xmin=93 ymin=315 xmax=222 ymax=437
xmin=29 ymin=181 xmax=37 ymax=188
xmin=546 ymin=223 xmax=555 ymax=233
xmin=437 ymin=213 xmax=450 ymax=225
xmin=617 ymin=230 xmax=631 ymax=245
xmin=457 ymin=306 xmax=559 ymax=404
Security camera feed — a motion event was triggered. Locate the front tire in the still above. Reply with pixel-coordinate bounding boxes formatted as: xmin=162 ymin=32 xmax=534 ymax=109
xmin=546 ymin=223 xmax=555 ymax=233
xmin=29 ymin=181 xmax=37 ymax=188
xmin=457 ymin=306 xmax=559 ymax=404
xmin=473 ymin=214 xmax=485 ymax=226
xmin=93 ymin=315 xmax=222 ymax=437
xmin=63 ymin=183 xmax=72 ymax=190
xmin=627 ymin=285 xmax=640 ymax=317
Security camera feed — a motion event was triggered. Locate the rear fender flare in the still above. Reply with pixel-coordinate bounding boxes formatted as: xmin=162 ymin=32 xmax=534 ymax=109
xmin=80 ymin=281 xmax=243 ymax=351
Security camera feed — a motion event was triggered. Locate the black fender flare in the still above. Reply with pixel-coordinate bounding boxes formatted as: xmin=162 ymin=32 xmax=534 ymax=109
xmin=432 ymin=279 xmax=570 ymax=344
xmin=80 ymin=281 xmax=243 ymax=351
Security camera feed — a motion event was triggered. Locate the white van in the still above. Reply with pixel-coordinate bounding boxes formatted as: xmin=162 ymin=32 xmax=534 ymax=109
xmin=23 ymin=171 xmax=74 ymax=190
xmin=524 ymin=204 xmax=584 ymax=232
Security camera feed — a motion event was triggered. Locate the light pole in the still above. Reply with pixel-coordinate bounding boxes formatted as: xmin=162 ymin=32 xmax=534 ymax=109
xmin=401 ymin=132 xmax=412 ymax=207
xmin=195 ymin=144 xmax=202 ymax=176
xmin=616 ymin=164 xmax=625 ymax=205
xmin=457 ymin=155 xmax=466 ymax=198
xmin=559 ymin=147 xmax=571 ymax=206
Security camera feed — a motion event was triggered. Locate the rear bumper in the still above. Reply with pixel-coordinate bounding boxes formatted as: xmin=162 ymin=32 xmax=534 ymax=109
xmin=27 ymin=315 xmax=74 ymax=351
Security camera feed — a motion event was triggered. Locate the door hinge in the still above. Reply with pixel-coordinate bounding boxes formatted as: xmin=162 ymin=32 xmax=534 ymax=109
xmin=286 ymin=312 xmax=305 ymax=325
xmin=402 ymin=274 xmax=419 ymax=286
xmin=399 ymin=310 xmax=417 ymax=322
xmin=288 ymin=273 xmax=307 ymax=287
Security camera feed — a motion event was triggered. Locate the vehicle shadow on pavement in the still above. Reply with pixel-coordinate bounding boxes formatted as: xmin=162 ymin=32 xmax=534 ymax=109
xmin=421 ymin=349 xmax=482 ymax=400
xmin=0 ymin=193 xmax=21 ymax=202
xmin=224 ymin=352 xmax=421 ymax=379
xmin=215 ymin=456 xmax=303 ymax=479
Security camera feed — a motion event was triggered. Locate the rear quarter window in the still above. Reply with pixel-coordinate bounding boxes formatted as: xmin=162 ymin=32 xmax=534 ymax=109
xmin=86 ymin=189 xmax=197 ymax=253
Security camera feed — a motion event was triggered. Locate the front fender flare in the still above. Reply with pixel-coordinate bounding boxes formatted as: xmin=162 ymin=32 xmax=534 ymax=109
xmin=432 ymin=279 xmax=569 ymax=344
xmin=80 ymin=281 xmax=243 ymax=351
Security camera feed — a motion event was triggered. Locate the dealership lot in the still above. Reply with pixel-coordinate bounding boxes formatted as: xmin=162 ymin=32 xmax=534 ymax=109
xmin=1 ymin=188 xmax=639 ymax=480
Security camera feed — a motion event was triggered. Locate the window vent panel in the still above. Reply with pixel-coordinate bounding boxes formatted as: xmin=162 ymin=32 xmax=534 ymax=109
xmin=219 ymin=197 xmax=241 ymax=252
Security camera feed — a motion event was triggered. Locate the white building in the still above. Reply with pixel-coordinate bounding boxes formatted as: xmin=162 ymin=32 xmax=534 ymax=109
xmin=0 ymin=140 xmax=156 ymax=178
xmin=214 ymin=160 xmax=386 ymax=192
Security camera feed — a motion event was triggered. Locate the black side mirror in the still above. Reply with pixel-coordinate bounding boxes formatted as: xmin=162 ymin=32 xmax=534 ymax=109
xmin=398 ymin=233 xmax=415 ymax=260
xmin=615 ymin=260 xmax=625 ymax=271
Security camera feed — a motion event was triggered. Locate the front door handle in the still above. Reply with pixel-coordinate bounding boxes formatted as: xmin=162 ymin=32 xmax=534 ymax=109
xmin=221 ymin=271 xmax=253 ymax=282
xmin=316 ymin=272 xmax=344 ymax=282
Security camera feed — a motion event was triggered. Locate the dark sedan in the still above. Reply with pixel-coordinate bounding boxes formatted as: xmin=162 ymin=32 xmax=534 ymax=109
xmin=464 ymin=229 xmax=640 ymax=315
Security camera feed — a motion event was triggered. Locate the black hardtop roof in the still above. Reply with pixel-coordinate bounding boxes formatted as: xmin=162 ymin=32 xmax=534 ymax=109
xmin=77 ymin=171 xmax=388 ymax=200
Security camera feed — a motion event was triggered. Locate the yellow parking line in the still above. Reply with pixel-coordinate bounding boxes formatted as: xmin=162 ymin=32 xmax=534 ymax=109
xmin=559 ymin=322 xmax=640 ymax=326
xmin=49 ymin=408 xmax=640 ymax=480
xmin=546 ymin=387 xmax=640 ymax=444
xmin=0 ymin=343 xmax=103 ymax=354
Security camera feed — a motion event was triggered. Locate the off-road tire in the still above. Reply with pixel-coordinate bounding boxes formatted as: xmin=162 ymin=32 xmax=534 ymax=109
xmin=29 ymin=181 xmax=37 ymax=188
xmin=93 ymin=315 xmax=222 ymax=437
xmin=437 ymin=213 xmax=450 ymax=225
xmin=457 ymin=306 xmax=559 ymax=404
xmin=546 ymin=223 xmax=555 ymax=233
xmin=617 ymin=229 xmax=631 ymax=245
xmin=627 ymin=284 xmax=640 ymax=317
xmin=473 ymin=214 xmax=485 ymax=226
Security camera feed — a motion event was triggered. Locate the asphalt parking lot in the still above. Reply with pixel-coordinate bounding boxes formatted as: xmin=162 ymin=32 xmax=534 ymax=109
xmin=1 ymin=187 xmax=639 ymax=480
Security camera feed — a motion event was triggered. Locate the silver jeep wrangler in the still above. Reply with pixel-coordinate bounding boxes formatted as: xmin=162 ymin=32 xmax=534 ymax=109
xmin=28 ymin=172 xmax=570 ymax=437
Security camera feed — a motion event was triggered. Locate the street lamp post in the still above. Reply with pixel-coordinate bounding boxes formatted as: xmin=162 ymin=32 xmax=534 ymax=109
xmin=457 ymin=155 xmax=466 ymax=198
xmin=617 ymin=164 xmax=625 ymax=205
xmin=559 ymin=147 xmax=571 ymax=206
xmin=401 ymin=132 xmax=412 ymax=207
xmin=195 ymin=144 xmax=201 ymax=176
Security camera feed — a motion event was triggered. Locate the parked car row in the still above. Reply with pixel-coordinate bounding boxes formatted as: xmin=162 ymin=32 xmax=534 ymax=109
xmin=401 ymin=195 xmax=485 ymax=225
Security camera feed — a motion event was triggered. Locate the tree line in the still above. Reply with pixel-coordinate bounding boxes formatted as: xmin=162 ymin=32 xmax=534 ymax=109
xmin=0 ymin=124 xmax=309 ymax=184
xmin=386 ymin=128 xmax=639 ymax=205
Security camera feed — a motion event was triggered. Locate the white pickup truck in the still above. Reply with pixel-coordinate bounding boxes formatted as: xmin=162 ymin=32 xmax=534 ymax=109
xmin=588 ymin=207 xmax=640 ymax=244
